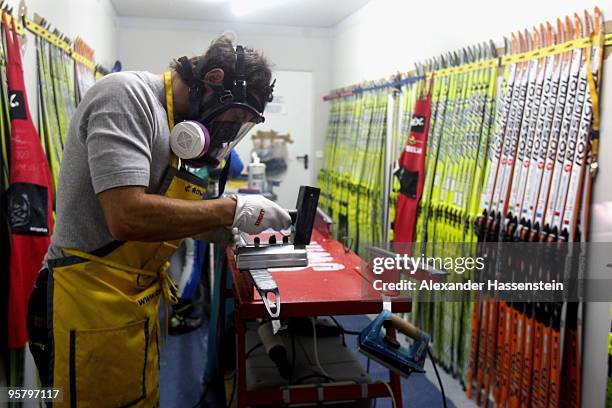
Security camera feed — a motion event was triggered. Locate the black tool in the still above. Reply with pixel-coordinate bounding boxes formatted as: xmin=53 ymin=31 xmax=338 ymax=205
xmin=292 ymin=186 xmax=320 ymax=247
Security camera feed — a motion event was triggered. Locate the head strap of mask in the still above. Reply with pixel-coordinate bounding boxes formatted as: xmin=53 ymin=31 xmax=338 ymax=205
xmin=175 ymin=45 xmax=270 ymax=121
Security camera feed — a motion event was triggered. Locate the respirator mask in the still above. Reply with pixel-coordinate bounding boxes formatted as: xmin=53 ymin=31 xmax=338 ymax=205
xmin=170 ymin=45 xmax=274 ymax=168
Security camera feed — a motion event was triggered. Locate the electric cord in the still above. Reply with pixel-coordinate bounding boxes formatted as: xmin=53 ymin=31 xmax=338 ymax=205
xmin=428 ymin=349 xmax=448 ymax=408
xmin=192 ymin=373 xmax=237 ymax=408
xmin=328 ymin=315 xmax=347 ymax=345
xmin=366 ymin=354 xmax=373 ymax=407
xmin=310 ymin=317 xmax=333 ymax=381
xmin=379 ymin=381 xmax=397 ymax=408
xmin=245 ymin=342 xmax=263 ymax=359
xmin=191 ymin=382 xmax=209 ymax=408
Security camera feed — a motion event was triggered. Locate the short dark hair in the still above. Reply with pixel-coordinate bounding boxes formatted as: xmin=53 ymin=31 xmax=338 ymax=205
xmin=172 ymin=35 xmax=274 ymax=110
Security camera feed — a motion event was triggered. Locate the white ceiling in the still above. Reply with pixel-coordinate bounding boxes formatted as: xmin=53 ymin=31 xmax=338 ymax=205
xmin=110 ymin=0 xmax=371 ymax=28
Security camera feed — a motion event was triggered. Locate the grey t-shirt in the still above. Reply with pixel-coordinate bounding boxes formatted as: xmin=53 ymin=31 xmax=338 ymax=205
xmin=45 ymin=71 xmax=172 ymax=261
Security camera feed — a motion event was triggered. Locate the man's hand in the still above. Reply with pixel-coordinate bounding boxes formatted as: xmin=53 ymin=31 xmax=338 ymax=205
xmin=232 ymin=194 xmax=292 ymax=235
xmin=98 ymin=186 xmax=236 ymax=242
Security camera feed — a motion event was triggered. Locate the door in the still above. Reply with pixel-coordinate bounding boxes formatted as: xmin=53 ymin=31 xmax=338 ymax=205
xmin=234 ymin=70 xmax=313 ymax=209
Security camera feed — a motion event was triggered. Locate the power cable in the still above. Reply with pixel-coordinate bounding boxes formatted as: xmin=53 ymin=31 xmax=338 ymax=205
xmin=428 ymin=349 xmax=448 ymax=408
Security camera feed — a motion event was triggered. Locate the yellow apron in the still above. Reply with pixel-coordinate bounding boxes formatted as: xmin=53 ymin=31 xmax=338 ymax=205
xmin=47 ymin=72 xmax=201 ymax=407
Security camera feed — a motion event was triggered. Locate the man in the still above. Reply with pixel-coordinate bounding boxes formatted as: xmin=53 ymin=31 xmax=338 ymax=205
xmin=27 ymin=36 xmax=290 ymax=406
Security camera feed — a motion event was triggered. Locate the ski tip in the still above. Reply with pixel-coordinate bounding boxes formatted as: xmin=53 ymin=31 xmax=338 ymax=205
xmin=573 ymin=13 xmax=583 ymax=37
xmin=489 ymin=40 xmax=498 ymax=58
xmin=546 ymin=22 xmax=554 ymax=45
xmin=525 ymin=29 xmax=532 ymax=52
xmin=532 ymin=26 xmax=540 ymax=49
xmin=503 ymin=37 xmax=511 ymax=55
xmin=461 ymin=47 xmax=469 ymax=64
xmin=517 ymin=31 xmax=525 ymax=53
xmin=526 ymin=29 xmax=533 ymax=52
xmin=564 ymin=16 xmax=573 ymax=41
xmin=539 ymin=23 xmax=547 ymax=48
xmin=584 ymin=10 xmax=592 ymax=37
xmin=477 ymin=42 xmax=484 ymax=60
xmin=556 ymin=18 xmax=564 ymax=43
xmin=593 ymin=7 xmax=601 ymax=35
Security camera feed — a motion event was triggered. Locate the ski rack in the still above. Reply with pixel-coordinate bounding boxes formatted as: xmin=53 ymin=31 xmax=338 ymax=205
xmin=323 ymin=74 xmax=424 ymax=101
xmin=323 ymin=30 xmax=612 ymax=102
xmin=0 ymin=7 xmax=105 ymax=76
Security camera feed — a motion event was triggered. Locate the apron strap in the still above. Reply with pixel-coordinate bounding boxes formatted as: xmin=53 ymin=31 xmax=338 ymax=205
xmin=215 ymin=154 xmax=232 ymax=198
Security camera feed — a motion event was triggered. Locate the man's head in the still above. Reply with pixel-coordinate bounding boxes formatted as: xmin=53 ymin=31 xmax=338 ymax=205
xmin=170 ymin=36 xmax=275 ymax=166
xmin=171 ymin=35 xmax=274 ymax=115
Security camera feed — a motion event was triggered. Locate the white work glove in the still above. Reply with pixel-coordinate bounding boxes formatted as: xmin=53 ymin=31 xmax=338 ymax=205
xmin=232 ymin=194 xmax=292 ymax=235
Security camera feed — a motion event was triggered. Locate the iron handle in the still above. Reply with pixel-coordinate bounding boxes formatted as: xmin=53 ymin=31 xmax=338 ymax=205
xmin=390 ymin=314 xmax=421 ymax=339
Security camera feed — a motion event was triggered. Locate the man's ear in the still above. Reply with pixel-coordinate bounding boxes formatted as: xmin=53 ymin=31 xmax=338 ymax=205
xmin=204 ymin=68 xmax=225 ymax=84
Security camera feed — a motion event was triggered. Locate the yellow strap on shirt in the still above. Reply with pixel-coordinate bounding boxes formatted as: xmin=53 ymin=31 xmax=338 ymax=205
xmin=164 ymin=71 xmax=175 ymax=129
xmin=164 ymin=71 xmax=180 ymax=168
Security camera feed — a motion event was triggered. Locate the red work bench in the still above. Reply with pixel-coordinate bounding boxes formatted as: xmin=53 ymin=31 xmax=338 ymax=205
xmin=222 ymin=229 xmax=412 ymax=407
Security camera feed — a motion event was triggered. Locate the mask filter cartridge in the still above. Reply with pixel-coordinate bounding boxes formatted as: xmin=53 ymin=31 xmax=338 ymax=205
xmin=170 ymin=121 xmax=211 ymax=160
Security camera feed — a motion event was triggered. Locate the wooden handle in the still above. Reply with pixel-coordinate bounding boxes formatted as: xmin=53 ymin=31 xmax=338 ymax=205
xmin=390 ymin=314 xmax=421 ymax=339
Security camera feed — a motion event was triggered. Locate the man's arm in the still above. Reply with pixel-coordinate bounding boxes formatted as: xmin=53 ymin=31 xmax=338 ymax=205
xmin=98 ymin=186 xmax=236 ymax=242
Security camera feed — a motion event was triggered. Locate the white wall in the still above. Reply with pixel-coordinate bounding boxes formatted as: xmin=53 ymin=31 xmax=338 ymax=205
xmin=331 ymin=0 xmax=611 ymax=88
xmin=6 ymin=0 xmax=118 ymax=129
xmin=116 ymin=17 xmax=332 ymax=180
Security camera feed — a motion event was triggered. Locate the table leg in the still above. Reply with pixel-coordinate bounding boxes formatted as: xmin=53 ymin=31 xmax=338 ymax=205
xmin=390 ymin=371 xmax=402 ymax=407
xmin=235 ymin=315 xmax=247 ymax=407
xmin=386 ymin=326 xmax=403 ymax=407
